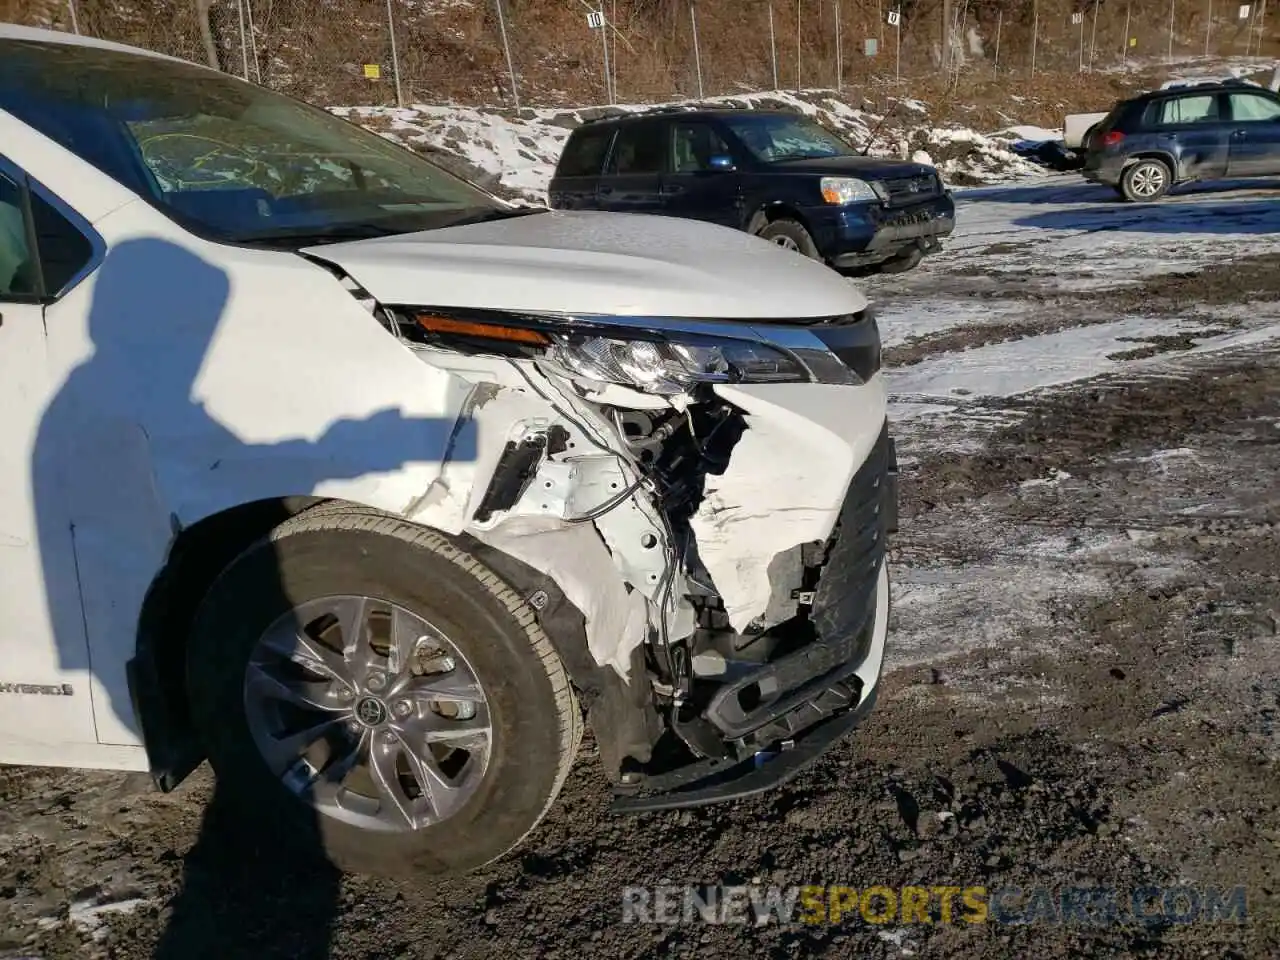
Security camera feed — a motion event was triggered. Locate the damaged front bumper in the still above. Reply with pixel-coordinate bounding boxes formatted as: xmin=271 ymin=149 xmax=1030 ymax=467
xmin=373 ymin=299 xmax=896 ymax=813
xmin=613 ymin=424 xmax=897 ymax=812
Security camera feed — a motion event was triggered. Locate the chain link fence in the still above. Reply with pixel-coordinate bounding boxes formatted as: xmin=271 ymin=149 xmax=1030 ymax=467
xmin=6 ymin=0 xmax=1274 ymax=110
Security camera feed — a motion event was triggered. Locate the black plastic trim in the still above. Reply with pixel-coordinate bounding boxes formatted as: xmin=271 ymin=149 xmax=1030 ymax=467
xmin=611 ymin=686 xmax=879 ymax=813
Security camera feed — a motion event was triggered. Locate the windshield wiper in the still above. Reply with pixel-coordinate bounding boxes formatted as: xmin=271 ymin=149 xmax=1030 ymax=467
xmin=226 ymin=222 xmax=402 ymax=247
xmin=439 ymin=205 xmax=547 ymax=229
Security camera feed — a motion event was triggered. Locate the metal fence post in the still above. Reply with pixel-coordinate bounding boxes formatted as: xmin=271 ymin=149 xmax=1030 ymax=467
xmin=994 ymin=9 xmax=1002 ymax=75
xmin=690 ymin=2 xmax=704 ymax=98
xmin=835 ymin=0 xmax=843 ymax=90
xmin=385 ymin=0 xmax=404 ymax=107
xmin=1122 ymin=1 xmax=1131 ymax=60
xmin=66 ymin=0 xmax=80 ymax=33
xmin=237 ymin=0 xmax=250 ymax=80
xmin=493 ymin=0 xmax=522 ymax=111
xmin=769 ymin=2 xmax=780 ymax=89
xmin=1204 ymin=0 xmax=1212 ymax=52
xmin=796 ymin=0 xmax=802 ymax=93
xmin=1168 ymin=0 xmax=1176 ymax=59
xmin=599 ymin=7 xmax=613 ymax=102
xmin=610 ymin=0 xmax=618 ymax=101
xmin=246 ymin=0 xmax=261 ymax=83
xmin=1089 ymin=0 xmax=1101 ymax=68
xmin=1030 ymin=0 xmax=1038 ymax=76
xmin=894 ymin=10 xmax=901 ymax=81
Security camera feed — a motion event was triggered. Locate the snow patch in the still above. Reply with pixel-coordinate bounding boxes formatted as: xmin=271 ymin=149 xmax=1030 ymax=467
xmin=333 ymin=90 xmax=1048 ymax=202
xmin=1020 ymin=468 xmax=1073 ymax=488
xmin=67 ymin=898 xmax=152 ymax=940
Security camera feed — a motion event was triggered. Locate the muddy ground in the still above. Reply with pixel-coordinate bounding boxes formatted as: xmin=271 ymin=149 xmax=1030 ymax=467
xmin=3 ymin=214 xmax=1280 ymax=959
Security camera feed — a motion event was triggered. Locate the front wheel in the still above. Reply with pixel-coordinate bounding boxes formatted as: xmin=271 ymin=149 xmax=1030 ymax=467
xmin=757 ymin=218 xmax=821 ymax=260
xmin=1119 ymin=158 xmax=1172 ymax=202
xmin=186 ymin=509 xmax=582 ymax=877
xmin=875 ymin=247 xmax=925 ymax=275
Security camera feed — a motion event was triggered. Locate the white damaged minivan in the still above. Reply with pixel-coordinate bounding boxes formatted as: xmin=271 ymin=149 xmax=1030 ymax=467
xmin=0 ymin=25 xmax=896 ymax=876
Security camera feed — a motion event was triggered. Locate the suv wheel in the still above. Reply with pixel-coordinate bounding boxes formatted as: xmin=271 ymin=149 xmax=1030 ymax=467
xmin=1120 ymin=158 xmax=1172 ymax=202
xmin=876 ymin=247 xmax=925 ymax=275
xmin=186 ymin=509 xmax=582 ymax=877
xmin=758 ymin=219 xmax=821 ymax=260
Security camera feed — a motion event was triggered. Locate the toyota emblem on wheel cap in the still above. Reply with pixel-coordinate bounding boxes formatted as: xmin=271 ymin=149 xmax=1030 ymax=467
xmin=355 ymin=697 xmax=387 ymax=726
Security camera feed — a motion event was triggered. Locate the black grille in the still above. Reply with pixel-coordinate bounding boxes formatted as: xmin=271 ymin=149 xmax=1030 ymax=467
xmin=879 ymin=174 xmax=940 ymax=205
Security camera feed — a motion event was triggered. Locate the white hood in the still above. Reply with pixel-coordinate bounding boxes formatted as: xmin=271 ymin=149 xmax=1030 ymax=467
xmin=302 ymin=210 xmax=867 ymax=320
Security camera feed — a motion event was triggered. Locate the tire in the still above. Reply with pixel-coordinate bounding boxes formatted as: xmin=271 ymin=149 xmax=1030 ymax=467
xmin=1119 ymin=158 xmax=1172 ymax=202
xmin=757 ymin=218 xmax=821 ymax=260
xmin=186 ymin=509 xmax=582 ymax=877
xmin=875 ymin=247 xmax=925 ymax=275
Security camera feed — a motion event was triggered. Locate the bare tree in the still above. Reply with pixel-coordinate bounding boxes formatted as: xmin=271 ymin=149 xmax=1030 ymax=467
xmin=195 ymin=0 xmax=221 ymax=70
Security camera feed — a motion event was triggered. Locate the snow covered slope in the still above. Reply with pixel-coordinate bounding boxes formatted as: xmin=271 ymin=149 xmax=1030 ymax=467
xmin=333 ymin=89 xmax=1048 ymax=202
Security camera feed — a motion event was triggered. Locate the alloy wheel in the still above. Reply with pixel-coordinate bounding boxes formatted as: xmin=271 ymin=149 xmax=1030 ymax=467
xmin=243 ymin=595 xmax=491 ymax=833
xmin=1130 ymin=163 xmax=1166 ymax=199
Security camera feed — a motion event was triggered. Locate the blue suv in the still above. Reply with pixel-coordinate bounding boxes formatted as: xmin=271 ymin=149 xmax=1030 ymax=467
xmin=1083 ymin=79 xmax=1280 ymax=201
xmin=548 ymin=108 xmax=955 ymax=275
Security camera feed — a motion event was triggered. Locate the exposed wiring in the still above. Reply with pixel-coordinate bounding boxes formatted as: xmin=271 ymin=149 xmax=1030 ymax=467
xmin=507 ymin=358 xmax=682 ymax=652
xmin=511 ymin=361 xmax=620 ymax=461
xmin=509 ymin=359 xmax=652 ymax=523
xmin=564 ymin=474 xmax=646 ymax=524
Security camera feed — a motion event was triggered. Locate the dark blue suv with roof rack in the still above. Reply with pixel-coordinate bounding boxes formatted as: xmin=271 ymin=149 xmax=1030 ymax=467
xmin=548 ymin=107 xmax=955 ymax=275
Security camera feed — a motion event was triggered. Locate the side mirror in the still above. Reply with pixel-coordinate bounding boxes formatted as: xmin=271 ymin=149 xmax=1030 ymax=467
xmin=707 ymin=155 xmax=736 ymax=171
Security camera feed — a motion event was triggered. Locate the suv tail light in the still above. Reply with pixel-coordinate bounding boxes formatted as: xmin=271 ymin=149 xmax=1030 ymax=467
xmin=1100 ymin=130 xmax=1125 ymax=148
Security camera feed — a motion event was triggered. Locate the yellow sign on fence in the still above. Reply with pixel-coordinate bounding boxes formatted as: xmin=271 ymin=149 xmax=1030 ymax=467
xmin=363 ymin=63 xmax=382 ymax=79
xmin=1128 ymin=37 xmax=1137 ymax=47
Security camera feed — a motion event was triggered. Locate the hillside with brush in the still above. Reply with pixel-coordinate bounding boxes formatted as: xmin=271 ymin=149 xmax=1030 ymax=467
xmin=2 ymin=0 xmax=1274 ymax=124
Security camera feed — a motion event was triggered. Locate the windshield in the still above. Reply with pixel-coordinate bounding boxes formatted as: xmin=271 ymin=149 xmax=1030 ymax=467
xmin=0 ymin=39 xmax=510 ymax=244
xmin=722 ymin=114 xmax=857 ymax=162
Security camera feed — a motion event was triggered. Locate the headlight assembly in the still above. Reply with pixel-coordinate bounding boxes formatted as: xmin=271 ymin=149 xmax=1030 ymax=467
xmin=549 ymin=332 xmax=805 ymax=395
xmin=406 ymin=310 xmax=810 ymax=395
xmin=819 ymin=176 xmax=881 ymax=205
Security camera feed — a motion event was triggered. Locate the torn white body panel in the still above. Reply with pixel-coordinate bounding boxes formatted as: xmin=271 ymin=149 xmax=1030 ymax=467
xmin=472 ymin=518 xmax=652 ymax=677
xmin=403 ymin=352 xmax=690 ymax=676
xmin=691 ymin=378 xmax=889 ymax=632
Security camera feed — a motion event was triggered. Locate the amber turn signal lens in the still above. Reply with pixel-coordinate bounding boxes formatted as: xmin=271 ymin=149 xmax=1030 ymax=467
xmin=414 ymin=313 xmax=550 ymax=346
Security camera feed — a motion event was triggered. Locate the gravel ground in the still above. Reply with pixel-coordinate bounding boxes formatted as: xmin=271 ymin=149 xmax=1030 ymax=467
xmin=2 ymin=184 xmax=1279 ymax=960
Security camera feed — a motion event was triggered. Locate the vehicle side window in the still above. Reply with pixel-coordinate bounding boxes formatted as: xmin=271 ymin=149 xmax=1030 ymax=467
xmin=557 ymin=128 xmax=614 ymax=177
xmin=1228 ymin=93 xmax=1280 ymax=122
xmin=30 ymin=192 xmax=94 ymax=297
xmin=606 ymin=124 xmax=666 ymax=175
xmin=0 ymin=167 xmax=94 ymax=301
xmin=1148 ymin=95 xmax=1221 ymax=126
xmin=0 ymin=172 xmax=35 ymax=299
xmin=671 ymin=122 xmax=733 ymax=172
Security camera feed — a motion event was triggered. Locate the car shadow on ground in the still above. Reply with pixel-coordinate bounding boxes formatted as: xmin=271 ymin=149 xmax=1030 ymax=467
xmin=961 ymin=176 xmax=1280 ymax=206
xmin=1014 ymin=197 xmax=1280 ymax=235
xmin=959 ymin=180 xmax=1115 ymax=205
